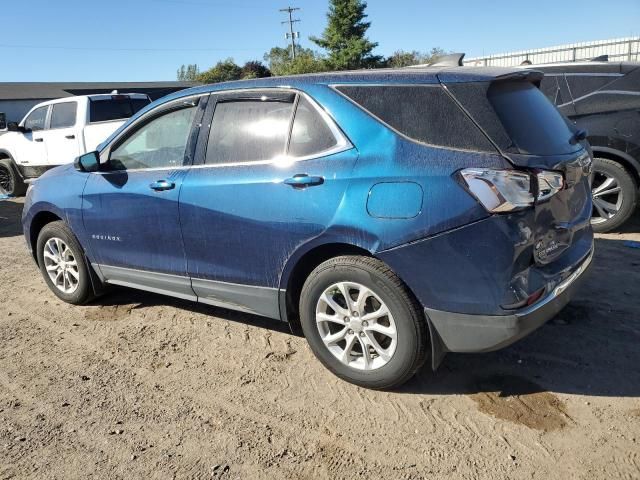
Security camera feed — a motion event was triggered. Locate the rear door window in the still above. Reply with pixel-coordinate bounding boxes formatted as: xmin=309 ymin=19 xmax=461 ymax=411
xmin=206 ymin=99 xmax=294 ymax=164
xmin=50 ymin=102 xmax=77 ymax=129
xmin=288 ymin=96 xmax=340 ymax=157
xmin=335 ymin=85 xmax=494 ymax=152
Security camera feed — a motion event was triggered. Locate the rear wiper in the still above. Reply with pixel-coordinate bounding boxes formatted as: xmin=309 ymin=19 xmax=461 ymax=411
xmin=569 ymin=129 xmax=588 ymax=145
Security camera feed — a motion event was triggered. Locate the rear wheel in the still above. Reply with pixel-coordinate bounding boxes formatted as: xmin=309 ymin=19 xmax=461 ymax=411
xmin=0 ymin=158 xmax=27 ymax=197
xmin=299 ymin=256 xmax=428 ymax=390
xmin=590 ymin=158 xmax=638 ymax=233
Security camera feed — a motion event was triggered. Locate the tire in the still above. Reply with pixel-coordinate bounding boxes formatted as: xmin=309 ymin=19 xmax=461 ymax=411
xmin=0 ymin=158 xmax=27 ymax=197
xmin=299 ymin=256 xmax=428 ymax=390
xmin=590 ymin=158 xmax=638 ymax=233
xmin=36 ymin=221 xmax=94 ymax=305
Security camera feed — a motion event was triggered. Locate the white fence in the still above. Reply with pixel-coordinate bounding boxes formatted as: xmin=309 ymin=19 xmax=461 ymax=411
xmin=465 ymin=37 xmax=640 ymax=66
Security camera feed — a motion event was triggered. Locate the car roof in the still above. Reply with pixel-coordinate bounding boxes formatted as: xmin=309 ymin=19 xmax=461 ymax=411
xmin=158 ymin=65 xmax=538 ymax=104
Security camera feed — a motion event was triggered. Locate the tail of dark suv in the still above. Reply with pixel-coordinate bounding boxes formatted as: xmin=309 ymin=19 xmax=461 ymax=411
xmin=535 ymin=60 xmax=640 ymax=231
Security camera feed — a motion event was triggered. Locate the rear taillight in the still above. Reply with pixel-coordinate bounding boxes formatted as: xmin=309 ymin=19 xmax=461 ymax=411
xmin=459 ymin=168 xmax=564 ymax=213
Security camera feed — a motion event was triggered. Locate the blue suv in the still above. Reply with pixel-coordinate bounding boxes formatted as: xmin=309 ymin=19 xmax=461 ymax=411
xmin=22 ymin=67 xmax=594 ymax=389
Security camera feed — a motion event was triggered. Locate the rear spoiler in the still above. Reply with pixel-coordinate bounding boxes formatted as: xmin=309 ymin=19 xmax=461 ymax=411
xmin=405 ymin=53 xmax=466 ymax=69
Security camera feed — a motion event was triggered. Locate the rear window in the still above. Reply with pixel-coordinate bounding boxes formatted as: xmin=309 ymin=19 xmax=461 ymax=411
xmin=487 ymin=82 xmax=578 ymax=156
xmin=447 ymin=81 xmax=580 ymax=156
xmin=90 ymin=97 xmax=150 ymax=123
xmin=335 ymin=85 xmax=494 ymax=152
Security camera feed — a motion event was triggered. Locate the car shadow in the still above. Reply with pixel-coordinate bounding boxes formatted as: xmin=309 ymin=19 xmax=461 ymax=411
xmin=0 ymin=199 xmax=25 ymax=238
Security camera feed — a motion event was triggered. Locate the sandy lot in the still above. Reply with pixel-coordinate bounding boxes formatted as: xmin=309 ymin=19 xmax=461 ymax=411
xmin=0 ymin=197 xmax=639 ymax=480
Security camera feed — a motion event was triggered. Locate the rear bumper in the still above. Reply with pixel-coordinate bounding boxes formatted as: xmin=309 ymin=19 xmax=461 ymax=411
xmin=426 ymin=248 xmax=593 ymax=353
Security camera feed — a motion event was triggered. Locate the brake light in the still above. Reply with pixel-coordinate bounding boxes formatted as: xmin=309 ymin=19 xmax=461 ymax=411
xmin=459 ymin=168 xmax=564 ymax=213
xmin=459 ymin=168 xmax=534 ymax=212
xmin=111 ymin=95 xmax=129 ymax=100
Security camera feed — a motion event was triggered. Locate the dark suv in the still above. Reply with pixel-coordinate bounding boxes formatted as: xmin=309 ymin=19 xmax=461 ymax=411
xmin=22 ymin=67 xmax=593 ymax=389
xmin=535 ymin=60 xmax=640 ymax=232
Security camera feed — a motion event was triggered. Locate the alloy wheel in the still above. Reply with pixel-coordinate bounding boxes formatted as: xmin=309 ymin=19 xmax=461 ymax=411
xmin=0 ymin=166 xmax=13 ymax=194
xmin=315 ymin=282 xmax=398 ymax=370
xmin=43 ymin=237 xmax=80 ymax=294
xmin=591 ymin=169 xmax=623 ymax=225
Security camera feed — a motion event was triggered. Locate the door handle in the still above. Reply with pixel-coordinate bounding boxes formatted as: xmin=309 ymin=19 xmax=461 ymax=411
xmin=34 ymin=138 xmax=43 ymax=142
xmin=149 ymin=180 xmax=176 ymax=191
xmin=284 ymin=174 xmax=324 ymax=189
xmin=65 ymin=134 xmax=76 ymax=139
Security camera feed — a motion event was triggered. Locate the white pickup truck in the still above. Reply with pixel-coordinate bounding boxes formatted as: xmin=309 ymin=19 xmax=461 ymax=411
xmin=0 ymin=93 xmax=151 ymax=195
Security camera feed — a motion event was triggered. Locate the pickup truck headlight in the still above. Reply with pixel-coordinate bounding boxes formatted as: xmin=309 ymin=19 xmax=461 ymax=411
xmin=459 ymin=168 xmax=564 ymax=213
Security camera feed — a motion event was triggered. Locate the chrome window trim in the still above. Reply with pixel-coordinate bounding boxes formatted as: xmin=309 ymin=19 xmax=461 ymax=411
xmin=96 ymin=88 xmax=353 ymax=174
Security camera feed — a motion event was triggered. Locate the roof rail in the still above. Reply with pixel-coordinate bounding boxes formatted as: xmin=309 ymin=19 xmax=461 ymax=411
xmin=405 ymin=52 xmax=466 ymax=69
xmin=590 ymin=54 xmax=609 ymax=62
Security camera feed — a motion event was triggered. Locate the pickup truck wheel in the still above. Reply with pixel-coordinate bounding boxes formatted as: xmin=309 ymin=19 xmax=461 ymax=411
xmin=590 ymin=158 xmax=638 ymax=233
xmin=36 ymin=221 xmax=94 ymax=305
xmin=299 ymin=256 xmax=429 ymax=390
xmin=0 ymin=158 xmax=27 ymax=196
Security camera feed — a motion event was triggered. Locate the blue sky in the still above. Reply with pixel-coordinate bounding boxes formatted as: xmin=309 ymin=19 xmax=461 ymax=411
xmin=1 ymin=0 xmax=638 ymax=82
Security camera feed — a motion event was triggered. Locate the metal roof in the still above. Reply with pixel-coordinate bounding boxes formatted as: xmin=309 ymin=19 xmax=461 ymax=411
xmin=0 ymin=81 xmax=198 ymax=100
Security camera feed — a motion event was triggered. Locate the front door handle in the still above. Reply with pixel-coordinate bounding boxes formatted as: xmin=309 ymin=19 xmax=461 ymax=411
xmin=34 ymin=138 xmax=43 ymax=142
xmin=149 ymin=180 xmax=175 ymax=191
xmin=65 ymin=134 xmax=76 ymax=139
xmin=284 ymin=174 xmax=324 ymax=189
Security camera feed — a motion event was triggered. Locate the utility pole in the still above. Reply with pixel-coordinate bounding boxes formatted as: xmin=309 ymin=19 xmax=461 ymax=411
xmin=280 ymin=6 xmax=300 ymax=60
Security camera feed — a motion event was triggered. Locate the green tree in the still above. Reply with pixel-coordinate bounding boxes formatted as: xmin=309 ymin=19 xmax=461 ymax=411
xmin=264 ymin=47 xmax=328 ymax=76
xmin=240 ymin=60 xmax=272 ymax=79
xmin=198 ymin=58 xmax=242 ymax=84
xmin=176 ymin=64 xmax=200 ymax=81
xmin=310 ymin=0 xmax=381 ymax=70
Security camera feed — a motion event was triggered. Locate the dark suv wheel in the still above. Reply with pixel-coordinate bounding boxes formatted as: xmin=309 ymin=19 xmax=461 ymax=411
xmin=590 ymin=158 xmax=638 ymax=233
xmin=299 ymin=256 xmax=428 ymax=389
xmin=0 ymin=158 xmax=27 ymax=197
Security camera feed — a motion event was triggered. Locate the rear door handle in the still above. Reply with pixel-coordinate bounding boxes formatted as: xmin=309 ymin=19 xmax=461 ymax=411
xmin=34 ymin=138 xmax=43 ymax=142
xmin=284 ymin=174 xmax=324 ymax=188
xmin=65 ymin=134 xmax=75 ymax=139
xmin=149 ymin=180 xmax=175 ymax=191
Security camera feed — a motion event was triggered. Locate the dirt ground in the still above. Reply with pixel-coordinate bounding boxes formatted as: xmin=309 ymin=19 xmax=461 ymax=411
xmin=0 ymin=197 xmax=639 ymax=480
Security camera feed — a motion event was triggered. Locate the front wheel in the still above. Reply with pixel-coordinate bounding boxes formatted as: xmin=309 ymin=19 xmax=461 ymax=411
xmin=590 ymin=158 xmax=638 ymax=233
xmin=0 ymin=159 xmax=27 ymax=197
xmin=36 ymin=221 xmax=94 ymax=304
xmin=299 ymin=256 xmax=428 ymax=390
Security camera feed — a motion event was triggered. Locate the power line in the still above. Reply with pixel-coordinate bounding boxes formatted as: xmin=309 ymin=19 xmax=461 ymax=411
xmin=280 ymin=6 xmax=300 ymax=60
xmin=0 ymin=44 xmax=264 ymax=53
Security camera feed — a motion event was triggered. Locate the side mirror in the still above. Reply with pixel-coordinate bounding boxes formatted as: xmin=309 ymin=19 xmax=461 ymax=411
xmin=7 ymin=122 xmax=20 ymax=132
xmin=74 ymin=151 xmax=100 ymax=173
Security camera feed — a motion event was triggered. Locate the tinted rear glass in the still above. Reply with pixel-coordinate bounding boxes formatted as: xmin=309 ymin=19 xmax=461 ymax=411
xmin=90 ymin=98 xmax=150 ymax=123
xmin=487 ymin=81 xmax=579 ymax=156
xmin=335 ymin=85 xmax=494 ymax=152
